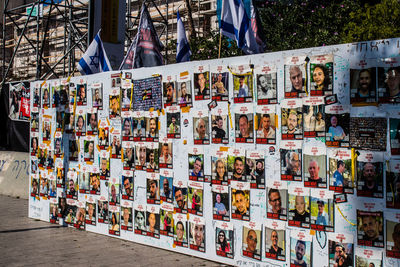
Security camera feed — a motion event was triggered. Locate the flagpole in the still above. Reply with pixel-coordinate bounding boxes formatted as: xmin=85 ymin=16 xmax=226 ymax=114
xmin=218 ymin=31 xmax=222 ymax=59
xmin=218 ymin=0 xmax=225 ymax=59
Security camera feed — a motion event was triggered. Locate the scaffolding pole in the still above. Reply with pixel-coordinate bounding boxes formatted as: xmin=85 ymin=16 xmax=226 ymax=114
xmin=0 ymin=0 xmax=89 ymax=84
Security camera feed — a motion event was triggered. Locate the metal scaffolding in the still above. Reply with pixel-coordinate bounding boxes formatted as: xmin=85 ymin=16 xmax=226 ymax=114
xmin=0 ymin=0 xmax=217 ymax=85
xmin=1 ymin=0 xmax=89 ymax=86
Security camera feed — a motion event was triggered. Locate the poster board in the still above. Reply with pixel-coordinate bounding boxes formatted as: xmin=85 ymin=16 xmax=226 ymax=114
xmin=28 ymin=37 xmax=400 ymax=266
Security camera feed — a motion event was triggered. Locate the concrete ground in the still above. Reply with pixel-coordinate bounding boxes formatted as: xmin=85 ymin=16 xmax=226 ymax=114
xmin=0 ymin=195 xmax=223 ymax=266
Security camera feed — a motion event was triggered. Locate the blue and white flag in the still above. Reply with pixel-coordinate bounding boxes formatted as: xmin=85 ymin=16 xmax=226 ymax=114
xmin=77 ymin=30 xmax=112 ymax=75
xmin=176 ymin=10 xmax=192 ymax=63
xmin=220 ymin=0 xmax=264 ymax=54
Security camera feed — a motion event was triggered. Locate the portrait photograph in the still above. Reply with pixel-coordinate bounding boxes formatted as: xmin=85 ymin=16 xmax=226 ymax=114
xmin=266 ymin=185 xmax=288 ymax=221
xmin=174 ymin=214 xmax=188 ymax=247
xmin=109 ymin=94 xmax=121 ymax=119
xmin=265 ymin=225 xmax=285 ymax=261
xmin=303 ymin=153 xmax=327 ymax=188
xmin=121 ymin=87 xmax=131 ymax=111
xmin=188 ymin=183 xmax=203 ymax=216
xmin=160 ymin=175 xmax=173 ymax=202
xmin=189 ymin=218 xmax=205 ymax=252
xmin=310 ymin=195 xmax=334 ymax=232
xmin=357 ymin=161 xmax=383 ymax=198
xmin=193 ymin=116 xmax=210 ymax=144
xmin=235 ymin=112 xmax=254 ymax=143
xmin=290 ymin=235 xmax=312 ymax=267
xmin=280 ymin=147 xmax=302 ymax=181
xmin=350 ymin=67 xmax=377 ymax=104
xmin=327 ymin=233 xmax=353 ymax=267
xmin=357 ymin=210 xmax=384 ymax=248
xmin=390 ymin=118 xmax=400 ymax=155
xmin=134 ymin=209 xmax=147 ymax=235
xmin=255 ymin=111 xmax=276 ymax=144
xmin=284 ymin=60 xmax=307 ymax=98
xmin=159 ymin=142 xmax=173 ymax=169
xmin=288 ymin=191 xmax=310 ymax=229
xmin=242 ymin=225 xmax=262 ymax=261
xmin=91 ymin=84 xmax=103 ymax=109
xmin=146 ymin=208 xmax=160 ymax=238
xmin=211 ymin=114 xmax=228 ymax=144
xmin=211 ymin=155 xmax=228 ymax=185
xmin=188 ymin=153 xmax=205 ymax=181
xmin=233 ymin=74 xmax=253 ymax=103
xmin=256 ymin=72 xmax=277 ymax=104
xmin=386 ymin=160 xmax=400 ymax=209
xmin=76 ymin=83 xmax=87 ymax=105
xmin=177 ymin=80 xmax=193 ymax=107
xmin=303 ymin=102 xmax=325 ymax=137
xmin=194 ymin=71 xmax=210 ymax=101
xmin=328 ymin=155 xmax=353 ymax=194
xmin=215 ymin=226 xmax=234 ymax=258
xmin=97 ymin=200 xmax=109 ymax=224
xmin=160 ymin=206 xmax=174 ymax=237
xmin=281 ymin=106 xmax=303 ymax=139
xmin=121 ymin=206 xmax=133 ymax=231
xmin=163 ymin=81 xmax=176 ymax=107
xmin=166 ymin=111 xmax=181 ymax=138
xmin=231 ymin=181 xmax=250 ymax=221
xmin=378 ymin=65 xmax=400 ymax=103
xmin=85 ymin=202 xmax=96 ymax=226
xmin=173 ymin=182 xmax=188 ymax=213
xmin=147 ymin=177 xmax=160 ymax=204
xmin=108 ymin=210 xmax=120 ymax=236
xmin=122 ymin=117 xmax=133 ymax=141
xmin=325 ymin=112 xmax=350 ymax=147
xmin=212 ymin=186 xmax=230 ymax=221
xmin=310 ymin=61 xmax=333 ymax=96
xmin=211 ymin=72 xmax=229 ymax=101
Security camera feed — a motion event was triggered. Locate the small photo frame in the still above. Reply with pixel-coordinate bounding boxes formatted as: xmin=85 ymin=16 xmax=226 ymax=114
xmin=160 ymin=203 xmax=174 ymax=237
xmin=215 ymin=221 xmax=234 ymax=258
xmin=211 ymin=71 xmax=229 ymax=101
xmin=255 ymin=65 xmax=278 ymax=105
xmin=357 ymin=209 xmax=384 ymax=248
xmin=194 ymin=71 xmax=210 ymax=101
xmin=233 ymin=73 xmax=253 ymax=103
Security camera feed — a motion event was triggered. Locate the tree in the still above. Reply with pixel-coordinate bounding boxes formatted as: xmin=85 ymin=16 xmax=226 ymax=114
xmin=171 ymin=0 xmax=400 ymax=62
xmin=341 ymin=0 xmax=400 ymax=43
xmin=258 ymin=0 xmax=360 ymax=51
xmin=184 ymin=0 xmax=197 ymax=39
xmin=167 ymin=30 xmax=243 ymax=63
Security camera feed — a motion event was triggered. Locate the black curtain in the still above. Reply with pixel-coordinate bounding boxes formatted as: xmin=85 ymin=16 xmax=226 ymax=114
xmin=0 ymin=83 xmax=30 ymax=152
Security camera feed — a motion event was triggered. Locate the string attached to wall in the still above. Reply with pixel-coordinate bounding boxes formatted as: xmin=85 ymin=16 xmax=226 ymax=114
xmin=335 ymin=204 xmax=356 ymax=226
xmin=351 ymin=148 xmax=358 ymax=186
xmin=304 ymin=56 xmax=310 ymax=96
xmin=227 ymin=102 xmax=233 ymax=129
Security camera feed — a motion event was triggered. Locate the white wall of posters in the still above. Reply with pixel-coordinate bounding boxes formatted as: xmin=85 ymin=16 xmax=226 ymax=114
xmin=29 ymin=37 xmax=400 ymax=266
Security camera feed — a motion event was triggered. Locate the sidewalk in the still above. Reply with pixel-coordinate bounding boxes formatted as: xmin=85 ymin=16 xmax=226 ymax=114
xmin=0 ymin=195 xmax=221 ymax=266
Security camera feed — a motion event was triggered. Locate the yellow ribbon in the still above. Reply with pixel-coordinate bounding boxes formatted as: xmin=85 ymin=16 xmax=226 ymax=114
xmin=351 ymin=148 xmax=357 ymax=187
xmin=335 ymin=204 xmax=356 ymax=226
xmin=228 ymin=102 xmax=233 ymax=129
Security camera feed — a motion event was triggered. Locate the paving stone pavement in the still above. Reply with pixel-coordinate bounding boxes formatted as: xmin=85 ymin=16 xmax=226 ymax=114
xmin=0 ymin=195 xmax=225 ymax=267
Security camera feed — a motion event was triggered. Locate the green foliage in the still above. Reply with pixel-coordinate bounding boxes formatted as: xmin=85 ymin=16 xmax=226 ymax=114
xmin=258 ymin=0 xmax=360 ymax=51
xmin=341 ymin=0 xmax=400 ymax=43
xmin=167 ymin=30 xmax=243 ymax=63
xmin=190 ymin=30 xmax=244 ymax=60
xmin=167 ymin=0 xmax=400 ymax=61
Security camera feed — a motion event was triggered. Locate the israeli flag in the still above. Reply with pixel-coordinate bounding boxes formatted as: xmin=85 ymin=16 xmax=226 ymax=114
xmin=78 ymin=30 xmax=112 ymax=75
xmin=176 ymin=11 xmax=192 ymax=63
xmin=220 ymin=0 xmax=263 ymax=54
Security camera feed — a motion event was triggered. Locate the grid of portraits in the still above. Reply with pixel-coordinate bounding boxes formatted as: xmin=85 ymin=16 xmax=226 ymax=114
xmin=28 ymin=48 xmax=400 ymax=267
